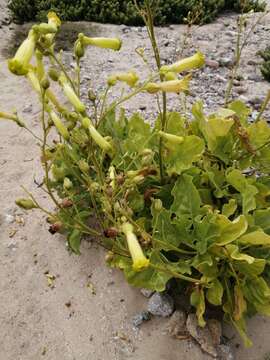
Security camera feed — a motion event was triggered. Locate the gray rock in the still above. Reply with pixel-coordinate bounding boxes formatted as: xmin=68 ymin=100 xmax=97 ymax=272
xmin=132 ymin=311 xmax=151 ymax=327
xmin=186 ymin=314 xmax=217 ymax=358
xmin=217 ymin=344 xmax=235 ymax=360
xmin=219 ymin=57 xmax=235 ymax=68
xmin=249 ymin=96 xmax=264 ymax=106
xmin=248 ymin=74 xmax=261 ymax=82
xmin=166 ymin=310 xmax=187 ymax=337
xmin=147 ymin=292 xmax=174 ymax=317
xmin=235 ymin=86 xmax=247 ymax=95
xmin=140 ymin=288 xmax=154 ymax=298
xmin=206 ymin=59 xmax=220 ymax=69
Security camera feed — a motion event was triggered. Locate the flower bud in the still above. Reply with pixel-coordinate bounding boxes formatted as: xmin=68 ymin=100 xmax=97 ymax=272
xmin=144 ymin=82 xmax=160 ymax=94
xmin=80 ymin=34 xmax=122 ymax=51
xmin=104 ymin=227 xmax=119 ymax=238
xmin=153 ymin=198 xmax=163 ymax=211
xmin=0 ymin=111 xmax=25 ymax=127
xmin=49 ymin=222 xmax=62 ymax=234
xmin=47 ymin=11 xmax=61 ymax=30
xmin=121 ymin=222 xmax=149 ymax=271
xmin=8 ymin=29 xmax=37 ymax=76
xmin=63 ymin=177 xmax=73 ymax=190
xmin=160 ymin=51 xmax=205 ymax=75
xmin=15 ymin=198 xmax=37 ymax=210
xmin=74 ymin=39 xmax=85 ymax=58
xmin=78 ymin=159 xmax=89 ymax=173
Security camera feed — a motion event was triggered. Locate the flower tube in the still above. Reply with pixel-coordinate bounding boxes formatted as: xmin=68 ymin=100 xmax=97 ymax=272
xmin=79 ymin=33 xmax=122 ymax=51
xmin=58 ymin=73 xmax=86 ymax=113
xmin=145 ymin=75 xmax=190 ymax=94
xmin=159 ymin=131 xmax=184 ymax=144
xmin=82 ymin=117 xmax=113 ymax=152
xmin=160 ymin=51 xmax=205 ymax=75
xmin=107 ymin=71 xmax=139 ymax=87
xmin=0 ymin=111 xmax=25 ymax=127
xmin=8 ymin=29 xmax=37 ymax=76
xmin=49 ymin=109 xmax=70 ymax=140
xmin=122 ymin=223 xmax=150 ymax=271
xmin=34 ymin=11 xmax=61 ymax=34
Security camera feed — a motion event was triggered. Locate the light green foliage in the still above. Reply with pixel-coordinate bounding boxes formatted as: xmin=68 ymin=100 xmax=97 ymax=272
xmin=3 ymin=8 xmax=270 ymax=349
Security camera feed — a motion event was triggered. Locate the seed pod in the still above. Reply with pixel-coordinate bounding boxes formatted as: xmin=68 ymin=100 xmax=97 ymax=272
xmin=15 ymin=198 xmax=37 ymax=210
xmin=144 ymin=188 xmax=158 ymax=201
xmin=78 ymin=159 xmax=89 ymax=173
xmin=104 ymin=227 xmax=119 ymax=238
xmin=88 ymin=89 xmax=97 ymax=102
xmin=48 ymin=67 xmax=60 ymax=81
xmin=61 ymin=198 xmax=73 ymax=208
xmin=49 ymin=221 xmax=62 ymax=234
xmin=105 ymin=251 xmax=114 ymax=262
xmin=41 ymin=77 xmax=50 ymax=90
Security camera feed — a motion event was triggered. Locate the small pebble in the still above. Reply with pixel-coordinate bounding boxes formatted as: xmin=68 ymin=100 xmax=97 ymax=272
xmin=147 ymin=292 xmax=174 ymax=317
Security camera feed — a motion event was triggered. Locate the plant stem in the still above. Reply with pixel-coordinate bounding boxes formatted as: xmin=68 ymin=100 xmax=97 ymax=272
xmin=255 ymin=90 xmax=270 ymax=123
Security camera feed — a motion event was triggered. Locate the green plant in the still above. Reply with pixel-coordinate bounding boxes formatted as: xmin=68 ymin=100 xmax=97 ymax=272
xmin=1 ymin=4 xmax=270 ymax=349
xmin=258 ymin=46 xmax=270 ymax=82
xmin=8 ymin=0 xmax=266 ymax=25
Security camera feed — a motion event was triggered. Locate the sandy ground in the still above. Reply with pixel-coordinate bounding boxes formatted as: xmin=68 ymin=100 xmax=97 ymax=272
xmin=1 ymin=3 xmax=270 ymax=360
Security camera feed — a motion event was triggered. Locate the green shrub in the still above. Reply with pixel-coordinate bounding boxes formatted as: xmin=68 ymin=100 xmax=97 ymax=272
xmin=8 ymin=0 xmax=266 ymax=25
xmin=1 ymin=9 xmax=270 ymax=348
xmin=258 ymin=47 xmax=270 ymax=82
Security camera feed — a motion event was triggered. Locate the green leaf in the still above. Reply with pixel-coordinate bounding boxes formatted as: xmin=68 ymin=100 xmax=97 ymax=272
xmin=191 ymin=288 xmax=206 ymax=327
xmin=228 ymin=100 xmax=250 ymax=126
xmin=194 ymin=214 xmax=220 ymax=254
xmin=123 ymin=251 xmax=173 ymax=292
xmin=254 ymin=208 xmax=270 ymax=235
xmin=123 ymin=113 xmax=151 ymax=154
xmin=226 ymin=169 xmax=258 ymax=214
xmin=238 ymin=230 xmax=270 ymax=246
xmin=234 ymin=258 xmax=266 ymax=276
xmin=214 ymin=214 xmax=248 ymax=246
xmin=222 ymin=199 xmax=237 ymax=217
xmin=171 ymin=174 xmax=201 ymax=219
xmin=206 ymin=279 xmax=223 ymax=306
xmin=226 ymin=244 xmax=254 ymax=264
xmin=151 ymin=207 xmax=182 ymax=250
xmin=165 ymin=135 xmax=205 ymax=175
xmin=155 ymin=112 xmax=186 ymax=136
xmin=68 ymin=229 xmax=82 ymax=254
xmin=127 ymin=188 xmax=145 ymax=213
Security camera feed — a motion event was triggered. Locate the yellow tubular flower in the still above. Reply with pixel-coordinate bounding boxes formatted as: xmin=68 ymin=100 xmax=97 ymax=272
xmin=8 ymin=29 xmax=37 ymax=76
xmin=49 ymin=109 xmax=70 ymax=140
xmin=46 ymin=90 xmax=67 ymax=114
xmin=122 ymin=223 xmax=150 ymax=271
xmin=79 ymin=34 xmax=122 ymax=51
xmin=164 ymin=71 xmax=177 ymax=81
xmin=27 ymin=68 xmax=42 ymax=95
xmin=0 ymin=111 xmax=25 ymax=127
xmin=48 ymin=11 xmax=61 ymax=30
xmin=145 ymin=75 xmax=191 ymax=94
xmin=80 ymin=117 xmax=112 ymax=152
xmin=159 ymin=131 xmax=184 ymax=144
xmin=160 ymin=51 xmax=205 ymax=75
xmin=108 ymin=71 xmax=139 ymax=87
xmin=35 ymin=50 xmax=45 ymax=80
xmin=58 ymin=73 xmax=86 ymax=113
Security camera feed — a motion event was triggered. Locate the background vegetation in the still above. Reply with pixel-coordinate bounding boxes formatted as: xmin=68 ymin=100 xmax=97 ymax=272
xmin=8 ymin=0 xmax=266 ymax=25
